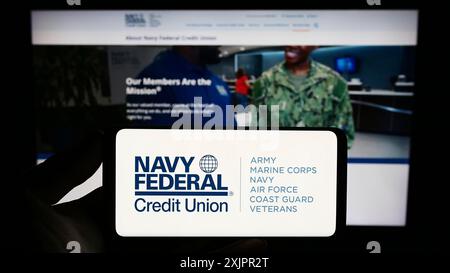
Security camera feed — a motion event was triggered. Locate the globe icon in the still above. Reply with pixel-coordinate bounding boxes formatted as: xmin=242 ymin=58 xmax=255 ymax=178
xmin=199 ymin=155 xmax=218 ymax=173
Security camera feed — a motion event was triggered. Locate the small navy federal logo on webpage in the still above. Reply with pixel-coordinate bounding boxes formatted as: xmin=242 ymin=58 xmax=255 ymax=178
xmin=125 ymin=13 xmax=146 ymax=27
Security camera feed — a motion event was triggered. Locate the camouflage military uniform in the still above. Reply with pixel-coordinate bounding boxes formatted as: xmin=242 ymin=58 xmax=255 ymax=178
xmin=251 ymin=60 xmax=355 ymax=148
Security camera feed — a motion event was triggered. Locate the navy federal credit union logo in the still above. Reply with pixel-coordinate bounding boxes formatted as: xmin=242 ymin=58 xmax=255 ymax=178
xmin=125 ymin=13 xmax=146 ymax=27
xmin=134 ymin=154 xmax=227 ymax=196
xmin=133 ymin=154 xmax=230 ymax=213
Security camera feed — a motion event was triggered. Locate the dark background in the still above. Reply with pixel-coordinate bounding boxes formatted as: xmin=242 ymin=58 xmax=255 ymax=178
xmin=5 ymin=0 xmax=448 ymax=265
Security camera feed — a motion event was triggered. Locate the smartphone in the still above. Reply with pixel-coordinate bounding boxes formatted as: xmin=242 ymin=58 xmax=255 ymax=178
xmin=103 ymin=128 xmax=347 ymax=252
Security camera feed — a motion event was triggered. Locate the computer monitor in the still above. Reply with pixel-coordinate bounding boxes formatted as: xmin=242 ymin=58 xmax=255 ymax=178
xmin=31 ymin=8 xmax=417 ymax=226
xmin=24 ymin=2 xmax=442 ymax=257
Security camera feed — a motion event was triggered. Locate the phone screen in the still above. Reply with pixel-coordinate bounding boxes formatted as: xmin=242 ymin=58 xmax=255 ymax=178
xmin=114 ymin=129 xmax=340 ymax=237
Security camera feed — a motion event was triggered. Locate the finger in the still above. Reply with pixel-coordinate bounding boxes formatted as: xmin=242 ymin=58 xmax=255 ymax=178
xmin=27 ymin=129 xmax=103 ymax=205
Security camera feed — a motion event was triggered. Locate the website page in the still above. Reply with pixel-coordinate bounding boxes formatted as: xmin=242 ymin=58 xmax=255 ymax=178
xmin=32 ymin=10 xmax=418 ymax=226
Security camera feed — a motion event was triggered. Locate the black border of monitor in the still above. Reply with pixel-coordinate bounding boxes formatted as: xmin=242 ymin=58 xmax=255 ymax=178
xmin=16 ymin=0 xmax=447 ymax=254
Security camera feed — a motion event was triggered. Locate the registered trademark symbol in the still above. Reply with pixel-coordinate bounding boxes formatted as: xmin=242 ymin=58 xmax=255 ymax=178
xmin=229 ymin=191 xmax=233 ymax=196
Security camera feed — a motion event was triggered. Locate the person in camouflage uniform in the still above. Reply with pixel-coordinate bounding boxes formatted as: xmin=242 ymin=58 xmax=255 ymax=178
xmin=251 ymin=46 xmax=355 ymax=148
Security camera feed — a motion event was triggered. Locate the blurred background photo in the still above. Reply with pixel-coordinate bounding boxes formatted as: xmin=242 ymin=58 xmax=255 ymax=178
xmin=34 ymin=44 xmax=415 ymax=226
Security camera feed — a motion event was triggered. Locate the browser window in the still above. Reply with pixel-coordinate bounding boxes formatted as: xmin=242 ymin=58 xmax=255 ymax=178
xmin=32 ymin=10 xmax=418 ymax=229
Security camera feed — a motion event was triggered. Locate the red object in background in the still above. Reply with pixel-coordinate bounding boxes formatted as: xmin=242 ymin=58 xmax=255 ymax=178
xmin=235 ymin=75 xmax=249 ymax=95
